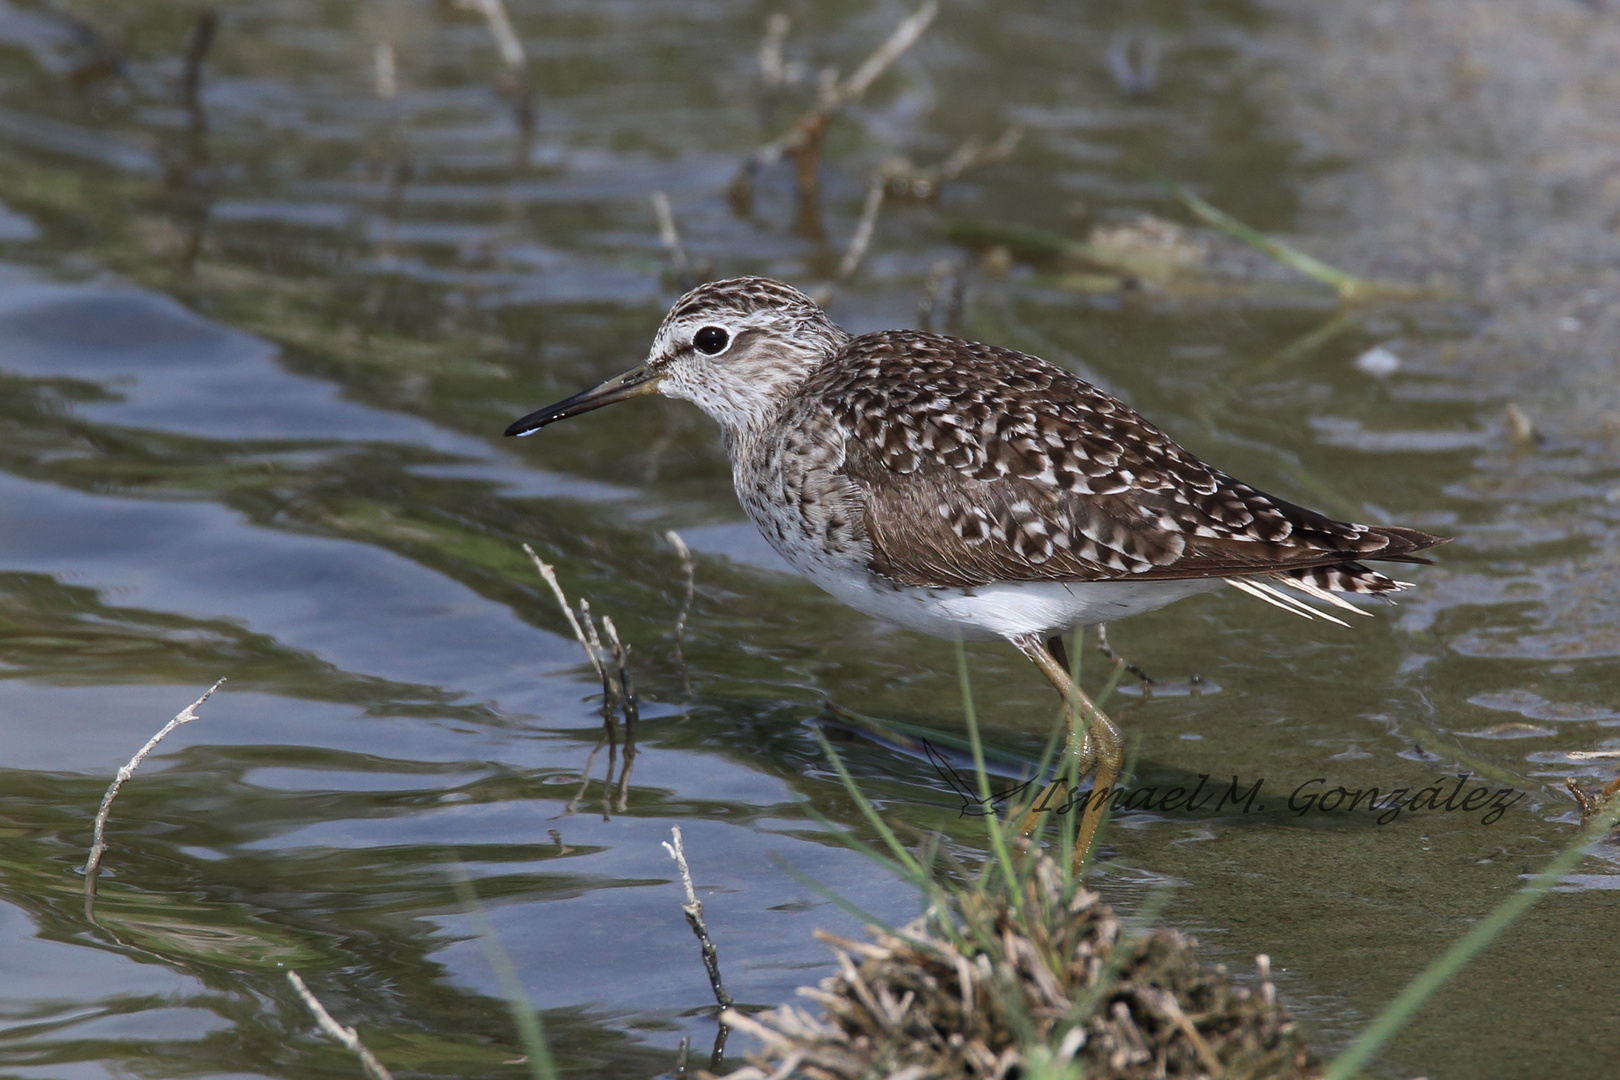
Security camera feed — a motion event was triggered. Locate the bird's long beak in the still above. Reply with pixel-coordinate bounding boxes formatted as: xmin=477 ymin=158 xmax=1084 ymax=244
xmin=503 ymin=364 xmax=663 ymax=437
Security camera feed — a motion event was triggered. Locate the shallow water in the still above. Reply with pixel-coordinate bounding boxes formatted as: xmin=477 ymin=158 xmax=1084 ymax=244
xmin=1 ymin=1 xmax=1618 ymax=1077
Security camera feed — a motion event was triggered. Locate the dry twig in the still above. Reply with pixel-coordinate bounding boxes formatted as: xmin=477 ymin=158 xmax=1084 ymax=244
xmin=837 ymin=176 xmax=887 ymax=280
xmin=600 ymin=614 xmax=639 ymax=812
xmin=651 ymin=191 xmax=694 ymax=288
xmin=759 ymin=14 xmax=795 ymax=89
xmin=287 ymin=970 xmax=396 ymax=1080
xmin=180 ymin=8 xmax=218 ymax=136
xmin=453 ymin=0 xmax=525 ymax=70
xmin=599 ymin=615 xmax=638 ymax=734
xmin=373 ymin=41 xmax=398 ymax=100
xmin=880 ymin=126 xmax=1022 ymax=200
xmin=452 ymin=0 xmax=534 ymax=144
xmin=731 ymin=1 xmax=938 ymax=207
xmin=523 ymin=544 xmax=607 ymax=683
xmin=525 ymin=544 xmax=640 ymax=816
xmin=84 ymin=679 xmax=225 ymax=917
xmin=578 ymin=598 xmax=622 ymax=737
xmin=663 ymin=825 xmax=734 ymax=1012
xmin=839 ymin=128 xmax=1020 ymax=281
xmin=917 ymin=258 xmax=964 ymax=333
xmin=1566 ymin=770 xmax=1620 ymax=827
xmin=665 ymin=530 xmax=696 ymax=696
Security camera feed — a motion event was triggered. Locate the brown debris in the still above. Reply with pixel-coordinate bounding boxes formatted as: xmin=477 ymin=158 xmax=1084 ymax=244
xmin=1565 ymin=770 xmax=1620 ymax=829
xmin=722 ymin=856 xmax=1318 ymax=1080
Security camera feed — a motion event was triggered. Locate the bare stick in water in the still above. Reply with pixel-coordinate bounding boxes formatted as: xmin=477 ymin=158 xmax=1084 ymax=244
xmin=663 ymin=825 xmax=734 ymax=1011
xmin=373 ymin=41 xmax=397 ymax=101
xmin=454 ymin=0 xmax=525 ymax=70
xmin=758 ymin=14 xmax=792 ymax=89
xmin=578 ymin=598 xmax=621 ymax=736
xmin=84 ymin=679 xmax=225 ymax=916
xmin=599 ymin=614 xmax=640 ymax=812
xmin=287 ymin=970 xmax=397 ymax=1080
xmin=453 ymin=0 xmax=533 ymax=147
xmin=599 ymin=615 xmax=639 ymax=736
xmin=651 ymin=191 xmax=693 ymax=288
xmin=665 ymin=529 xmax=696 ymax=696
xmin=523 ymin=544 xmax=606 ymax=683
xmin=837 ymin=177 xmax=887 ymax=280
xmin=731 ymin=1 xmax=937 ymax=205
xmin=180 ymin=7 xmax=218 ymax=135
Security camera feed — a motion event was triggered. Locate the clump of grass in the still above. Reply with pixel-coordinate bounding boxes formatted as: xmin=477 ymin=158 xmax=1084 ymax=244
xmin=726 ymin=857 xmax=1315 ymax=1079
xmin=726 ymin=643 xmax=1318 ymax=1079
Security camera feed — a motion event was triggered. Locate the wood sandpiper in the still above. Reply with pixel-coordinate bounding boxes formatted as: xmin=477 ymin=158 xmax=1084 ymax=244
xmin=506 ymin=277 xmax=1447 ymax=858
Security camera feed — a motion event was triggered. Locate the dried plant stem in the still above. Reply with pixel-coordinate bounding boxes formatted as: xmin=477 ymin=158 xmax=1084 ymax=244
xmin=837 ymin=176 xmax=886 ymax=280
xmin=287 ymin=971 xmax=396 ymax=1080
xmin=454 ymin=0 xmax=525 ymax=70
xmin=373 ymin=41 xmax=397 ymax=100
xmin=881 ymin=126 xmax=1023 ymax=201
xmin=917 ymin=258 xmax=963 ymax=333
xmin=523 ymin=544 xmax=641 ymax=816
xmin=599 ymin=615 xmax=638 ymax=735
xmin=84 ymin=679 xmax=225 ymax=915
xmin=599 ymin=614 xmax=640 ymax=812
xmin=665 ymin=529 xmax=696 ymax=696
xmin=578 ymin=598 xmax=622 ymax=734
xmin=663 ymin=825 xmax=734 ymax=1011
xmin=651 ymin=191 xmax=693 ymax=287
xmin=834 ymin=1 xmax=937 ymax=109
xmin=523 ymin=544 xmax=606 ymax=683
xmin=1566 ymin=770 xmax=1620 ymax=825
xmin=180 ymin=8 xmax=218 ymax=136
xmin=758 ymin=14 xmax=791 ymax=88
xmin=733 ymin=1 xmax=937 ymax=203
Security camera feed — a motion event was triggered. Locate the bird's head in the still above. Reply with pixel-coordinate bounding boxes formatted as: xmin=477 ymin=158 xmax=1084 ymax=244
xmin=504 ymin=277 xmax=848 ymax=441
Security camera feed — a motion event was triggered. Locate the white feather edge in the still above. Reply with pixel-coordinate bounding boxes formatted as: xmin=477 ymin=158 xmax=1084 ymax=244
xmin=1280 ymin=575 xmax=1371 ymax=615
xmin=1224 ymin=576 xmax=1352 ymax=627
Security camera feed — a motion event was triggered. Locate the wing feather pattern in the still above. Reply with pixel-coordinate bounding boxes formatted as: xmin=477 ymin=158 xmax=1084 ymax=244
xmin=790 ymin=330 xmax=1446 ymax=595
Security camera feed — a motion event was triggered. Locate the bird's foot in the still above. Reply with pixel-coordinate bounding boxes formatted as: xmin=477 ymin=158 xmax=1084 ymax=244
xmin=1097 ymin=623 xmax=1155 ymax=689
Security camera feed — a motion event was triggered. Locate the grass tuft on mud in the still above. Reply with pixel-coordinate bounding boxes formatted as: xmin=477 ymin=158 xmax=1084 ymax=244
xmin=728 ymin=850 xmax=1316 ymax=1080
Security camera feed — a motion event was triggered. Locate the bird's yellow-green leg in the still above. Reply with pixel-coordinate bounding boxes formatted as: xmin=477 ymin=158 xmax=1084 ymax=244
xmin=1012 ymin=632 xmax=1122 ymax=869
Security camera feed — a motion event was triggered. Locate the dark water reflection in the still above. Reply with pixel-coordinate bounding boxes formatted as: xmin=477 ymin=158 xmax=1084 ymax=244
xmin=1 ymin=1 xmax=1618 ymax=1077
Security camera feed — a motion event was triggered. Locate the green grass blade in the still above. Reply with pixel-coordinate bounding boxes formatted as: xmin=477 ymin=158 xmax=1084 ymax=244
xmin=953 ymin=637 xmax=1020 ymax=893
xmin=814 ymin=727 xmax=927 ymax=880
xmin=446 ymin=864 xmax=559 ymax=1080
xmin=1163 ymin=181 xmax=1367 ymax=300
xmin=1325 ymin=797 xmax=1620 ymax=1079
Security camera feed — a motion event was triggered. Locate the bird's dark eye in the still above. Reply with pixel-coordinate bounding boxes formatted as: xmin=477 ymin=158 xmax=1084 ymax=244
xmin=693 ymin=326 xmax=729 ymax=355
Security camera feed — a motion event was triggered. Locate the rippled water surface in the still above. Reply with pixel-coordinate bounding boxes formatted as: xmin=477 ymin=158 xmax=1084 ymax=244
xmin=3 ymin=2 xmax=1619 ymax=1078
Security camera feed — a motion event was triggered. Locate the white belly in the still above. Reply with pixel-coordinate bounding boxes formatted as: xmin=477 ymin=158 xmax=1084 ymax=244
xmin=796 ymin=556 xmax=1217 ymax=642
